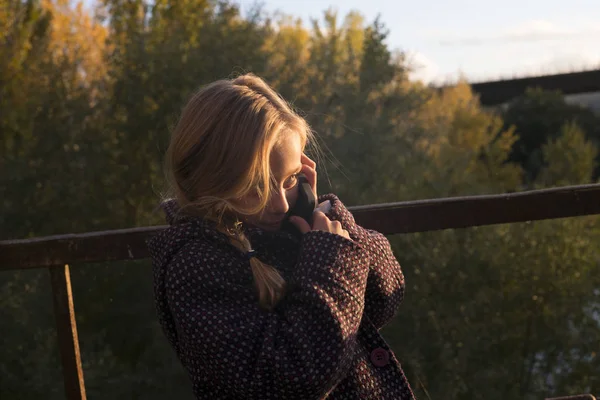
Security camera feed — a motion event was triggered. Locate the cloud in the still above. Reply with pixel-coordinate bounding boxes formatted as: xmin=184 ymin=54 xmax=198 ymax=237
xmin=521 ymin=50 xmax=600 ymax=74
xmin=507 ymin=19 xmax=569 ymax=37
xmin=405 ymin=51 xmax=441 ymax=83
xmin=464 ymin=47 xmax=600 ymax=82
xmin=425 ymin=19 xmax=600 ymax=47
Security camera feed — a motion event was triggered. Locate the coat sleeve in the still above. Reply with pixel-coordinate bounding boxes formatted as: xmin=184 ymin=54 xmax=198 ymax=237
xmin=318 ymin=193 xmax=406 ymax=330
xmin=165 ymin=230 xmax=370 ymax=399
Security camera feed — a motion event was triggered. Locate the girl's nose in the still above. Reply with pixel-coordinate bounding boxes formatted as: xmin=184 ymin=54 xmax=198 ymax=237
xmin=269 ymin=189 xmax=290 ymax=214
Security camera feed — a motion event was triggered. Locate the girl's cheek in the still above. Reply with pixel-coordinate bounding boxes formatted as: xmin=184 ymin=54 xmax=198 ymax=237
xmin=286 ymin=185 xmax=299 ymax=211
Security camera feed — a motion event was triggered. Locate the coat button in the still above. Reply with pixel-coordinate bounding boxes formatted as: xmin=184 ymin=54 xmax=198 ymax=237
xmin=370 ymin=347 xmax=390 ymax=367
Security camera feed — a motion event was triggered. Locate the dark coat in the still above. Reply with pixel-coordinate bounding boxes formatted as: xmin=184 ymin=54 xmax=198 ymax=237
xmin=147 ymin=193 xmax=415 ymax=399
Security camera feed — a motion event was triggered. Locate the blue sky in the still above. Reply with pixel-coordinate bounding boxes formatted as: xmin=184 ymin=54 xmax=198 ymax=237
xmin=237 ymin=0 xmax=600 ymax=83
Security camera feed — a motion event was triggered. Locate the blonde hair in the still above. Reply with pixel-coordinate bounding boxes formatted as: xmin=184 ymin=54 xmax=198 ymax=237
xmin=164 ymin=74 xmax=314 ymax=311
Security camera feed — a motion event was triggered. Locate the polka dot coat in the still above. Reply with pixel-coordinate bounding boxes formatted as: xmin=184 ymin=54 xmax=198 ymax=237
xmin=147 ymin=193 xmax=415 ymax=400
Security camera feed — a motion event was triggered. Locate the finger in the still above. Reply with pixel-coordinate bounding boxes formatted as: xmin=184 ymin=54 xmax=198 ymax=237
xmin=301 ymin=164 xmax=317 ymax=196
xmin=289 ymin=216 xmax=311 ymax=234
xmin=311 ymin=211 xmax=328 ymax=231
xmin=301 ymin=153 xmax=316 ymax=169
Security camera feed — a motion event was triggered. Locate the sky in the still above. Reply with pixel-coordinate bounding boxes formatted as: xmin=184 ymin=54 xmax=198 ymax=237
xmin=236 ymin=0 xmax=600 ymax=83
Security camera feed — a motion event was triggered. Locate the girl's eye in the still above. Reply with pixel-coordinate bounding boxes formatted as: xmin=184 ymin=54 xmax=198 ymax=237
xmin=283 ymin=174 xmax=299 ymax=190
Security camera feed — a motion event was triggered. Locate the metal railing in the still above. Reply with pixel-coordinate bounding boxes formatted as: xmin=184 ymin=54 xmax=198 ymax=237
xmin=2 ymin=183 xmax=600 ymax=400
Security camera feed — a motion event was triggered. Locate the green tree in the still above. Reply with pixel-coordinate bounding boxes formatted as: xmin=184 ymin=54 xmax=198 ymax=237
xmin=502 ymin=88 xmax=600 ymax=183
xmin=0 ymin=0 xmax=51 ymax=236
xmin=2 ymin=2 xmax=599 ymax=399
xmin=382 ymin=86 xmax=599 ymax=399
xmin=537 ymin=122 xmax=598 ymax=187
xmin=1 ymin=1 xmax=108 ymax=398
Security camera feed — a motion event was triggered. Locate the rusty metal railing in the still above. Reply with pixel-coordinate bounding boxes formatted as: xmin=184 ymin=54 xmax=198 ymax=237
xmin=2 ymin=183 xmax=599 ymax=400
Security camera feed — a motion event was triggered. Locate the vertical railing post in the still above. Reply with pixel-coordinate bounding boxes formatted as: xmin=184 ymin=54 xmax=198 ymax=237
xmin=49 ymin=264 xmax=86 ymax=400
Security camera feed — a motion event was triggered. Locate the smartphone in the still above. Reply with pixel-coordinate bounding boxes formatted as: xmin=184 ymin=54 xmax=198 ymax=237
xmin=281 ymin=173 xmax=316 ymax=235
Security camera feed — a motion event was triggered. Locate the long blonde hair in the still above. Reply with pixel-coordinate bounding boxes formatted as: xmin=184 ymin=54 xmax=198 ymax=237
xmin=164 ymin=74 xmax=314 ymax=311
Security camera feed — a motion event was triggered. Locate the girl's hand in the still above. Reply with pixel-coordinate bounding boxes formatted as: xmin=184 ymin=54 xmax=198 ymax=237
xmin=293 ymin=154 xmax=349 ymax=239
xmin=290 ymin=212 xmax=351 ymax=241
xmin=300 ymin=154 xmax=317 ymax=198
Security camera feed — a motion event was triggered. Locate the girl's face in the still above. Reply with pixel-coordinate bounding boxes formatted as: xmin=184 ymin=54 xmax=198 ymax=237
xmin=241 ymin=133 xmax=304 ymax=231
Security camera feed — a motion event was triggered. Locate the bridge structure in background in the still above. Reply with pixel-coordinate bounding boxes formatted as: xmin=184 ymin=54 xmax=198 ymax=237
xmin=1 ymin=183 xmax=600 ymax=400
xmin=467 ymin=68 xmax=600 ymax=109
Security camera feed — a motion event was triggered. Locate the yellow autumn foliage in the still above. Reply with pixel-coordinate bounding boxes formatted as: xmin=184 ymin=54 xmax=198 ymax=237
xmin=41 ymin=0 xmax=108 ymax=85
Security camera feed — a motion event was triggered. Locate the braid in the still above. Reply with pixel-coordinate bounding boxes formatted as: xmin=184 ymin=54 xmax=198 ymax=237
xmin=219 ymin=222 xmax=286 ymax=311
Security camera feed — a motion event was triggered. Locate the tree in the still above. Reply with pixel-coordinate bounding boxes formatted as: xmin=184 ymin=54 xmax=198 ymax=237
xmin=2 ymin=1 xmax=599 ymax=398
xmin=537 ymin=122 xmax=598 ymax=187
xmin=381 ymin=86 xmax=599 ymax=399
xmin=1 ymin=1 xmax=109 ymax=398
xmin=502 ymin=88 xmax=600 ymax=183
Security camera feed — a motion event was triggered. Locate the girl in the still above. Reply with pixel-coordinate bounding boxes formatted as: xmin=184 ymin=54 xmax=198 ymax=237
xmin=147 ymin=74 xmax=415 ymax=399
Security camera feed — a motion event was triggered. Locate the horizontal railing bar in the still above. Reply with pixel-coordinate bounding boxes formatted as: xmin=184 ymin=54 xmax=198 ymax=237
xmin=0 ymin=226 xmax=161 ymax=271
xmin=1 ymin=183 xmax=599 ymax=270
xmin=545 ymin=395 xmax=597 ymax=400
xmin=351 ymin=183 xmax=600 ymax=235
